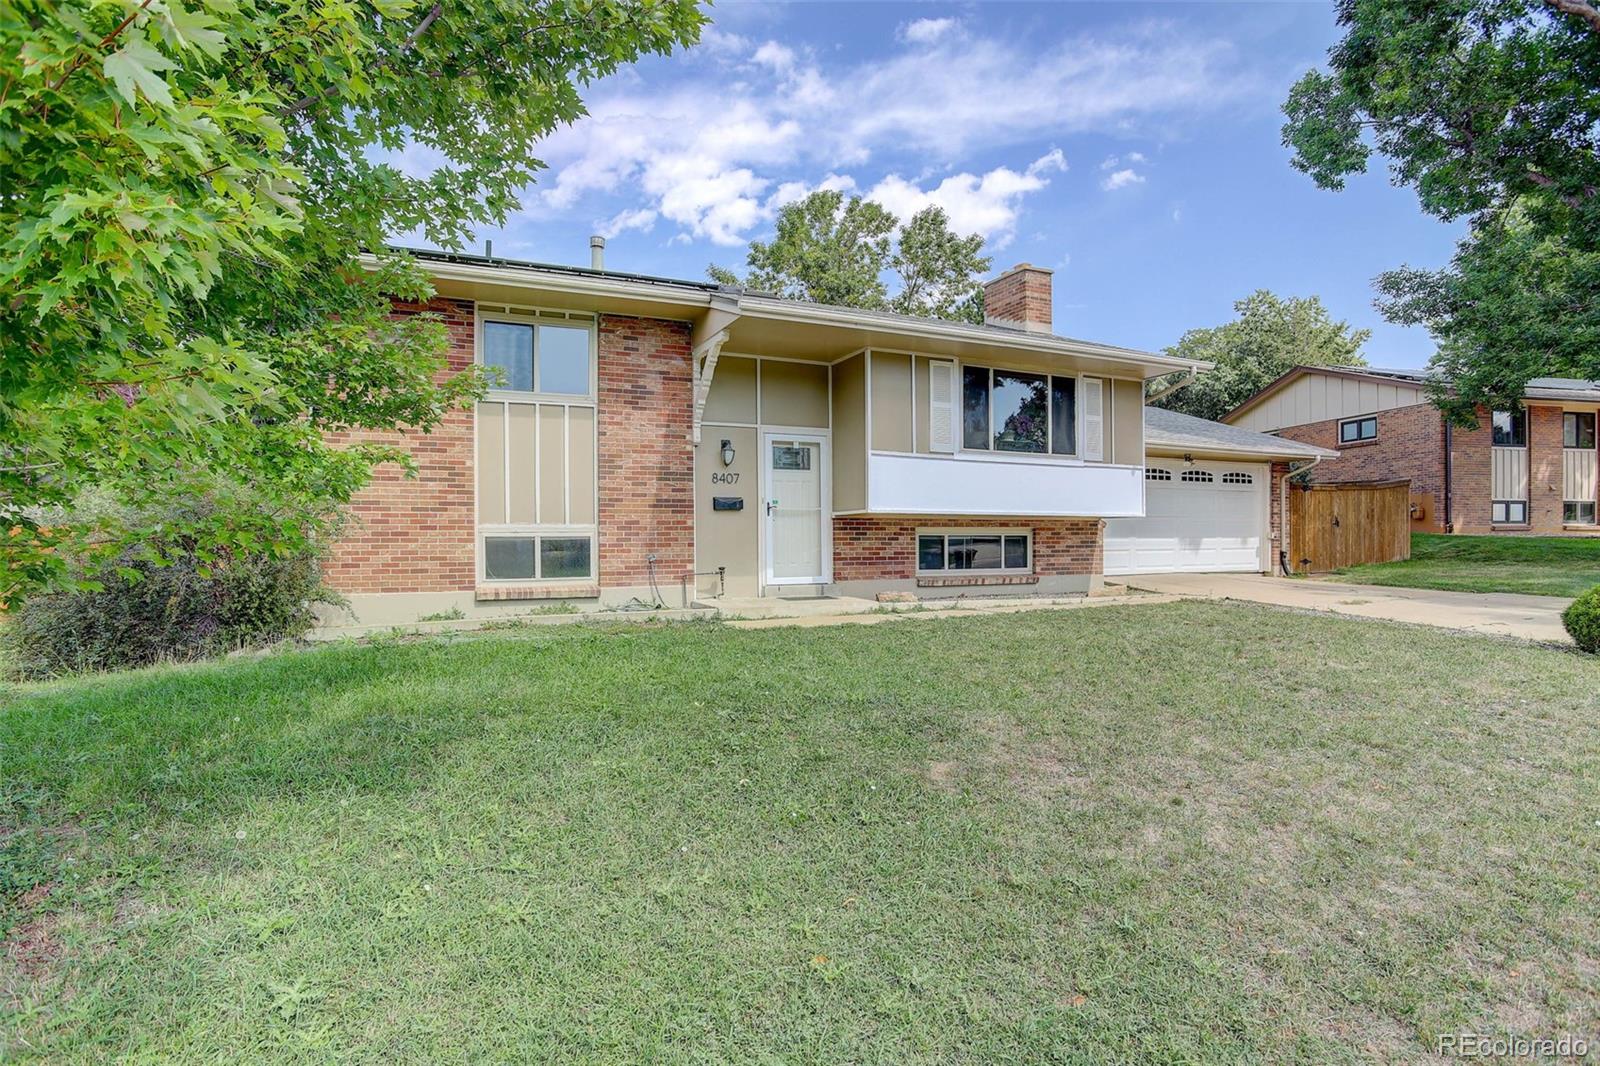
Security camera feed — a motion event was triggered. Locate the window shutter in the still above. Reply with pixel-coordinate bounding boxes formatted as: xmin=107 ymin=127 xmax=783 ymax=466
xmin=928 ymin=360 xmax=956 ymax=453
xmin=1080 ymin=377 xmax=1104 ymax=462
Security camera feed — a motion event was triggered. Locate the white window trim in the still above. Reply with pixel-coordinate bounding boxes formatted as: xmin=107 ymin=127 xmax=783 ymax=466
xmin=477 ymin=526 xmax=599 ymax=584
xmin=476 ymin=305 xmax=599 ymax=403
xmin=914 ymin=527 xmax=1033 ymax=576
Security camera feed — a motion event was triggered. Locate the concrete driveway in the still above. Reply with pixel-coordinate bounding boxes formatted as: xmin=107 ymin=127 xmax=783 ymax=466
xmin=1120 ymin=572 xmax=1572 ymax=645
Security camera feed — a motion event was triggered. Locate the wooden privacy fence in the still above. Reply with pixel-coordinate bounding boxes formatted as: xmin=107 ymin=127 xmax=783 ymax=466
xmin=1288 ymin=480 xmax=1412 ymax=573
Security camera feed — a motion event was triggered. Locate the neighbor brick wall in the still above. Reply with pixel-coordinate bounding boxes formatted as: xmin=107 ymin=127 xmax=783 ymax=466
xmin=1273 ymin=402 xmax=1448 ymax=532
xmin=596 ymin=314 xmax=694 ymax=589
xmin=322 ymin=297 xmax=477 ymax=595
xmin=1528 ymin=404 xmax=1566 ymax=533
xmin=831 ymin=516 xmax=1103 ymax=582
xmin=1269 ymin=461 xmax=1289 ymax=571
xmin=1448 ymin=407 xmax=1496 ymax=534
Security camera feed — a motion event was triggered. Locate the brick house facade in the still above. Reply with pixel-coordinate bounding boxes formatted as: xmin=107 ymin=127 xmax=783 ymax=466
xmin=1273 ymin=404 xmax=1449 ymax=532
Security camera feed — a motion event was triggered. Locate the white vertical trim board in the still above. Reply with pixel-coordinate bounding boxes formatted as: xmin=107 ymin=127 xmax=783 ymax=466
xmin=927 ymin=360 xmax=956 ymax=453
xmin=1079 ymin=376 xmax=1105 ymax=462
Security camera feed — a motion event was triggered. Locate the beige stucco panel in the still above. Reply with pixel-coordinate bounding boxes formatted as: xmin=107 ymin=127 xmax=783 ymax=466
xmin=913 ymin=357 xmax=932 ymax=453
xmin=832 ymin=354 xmax=867 ymax=512
xmin=760 ymin=359 xmax=830 ymax=428
xmin=705 ymin=355 xmax=757 ymax=424
xmin=1111 ymin=378 xmax=1144 ymax=466
xmin=568 ymin=406 xmax=596 ymax=526
xmin=694 ymin=425 xmax=760 ymax=598
xmin=870 ymin=351 xmax=914 ymax=452
xmin=538 ymin=405 xmax=565 ymax=523
xmin=477 ymin=402 xmax=506 ymax=524
xmin=507 ymin=403 xmax=537 ymax=525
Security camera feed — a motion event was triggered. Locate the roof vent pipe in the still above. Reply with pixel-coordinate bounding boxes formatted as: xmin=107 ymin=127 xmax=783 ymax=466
xmin=589 ymin=235 xmax=606 ymax=271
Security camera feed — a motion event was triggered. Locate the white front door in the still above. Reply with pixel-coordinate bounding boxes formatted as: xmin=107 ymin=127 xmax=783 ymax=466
xmin=764 ymin=434 xmax=829 ymax=585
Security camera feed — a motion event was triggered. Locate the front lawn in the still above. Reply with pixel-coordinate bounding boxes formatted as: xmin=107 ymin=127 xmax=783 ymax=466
xmin=1332 ymin=532 xmax=1600 ymax=597
xmin=3 ymin=603 xmax=1598 ymax=1062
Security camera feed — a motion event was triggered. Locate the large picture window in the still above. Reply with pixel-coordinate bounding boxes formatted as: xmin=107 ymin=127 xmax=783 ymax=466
xmin=482 ymin=318 xmax=593 ymax=396
xmin=961 ymin=365 xmax=1081 ymax=456
xmin=1492 ymin=409 xmax=1526 ymax=447
xmin=916 ymin=530 xmax=1031 ymax=574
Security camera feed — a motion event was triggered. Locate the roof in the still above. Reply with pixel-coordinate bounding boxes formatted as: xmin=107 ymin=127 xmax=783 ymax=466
xmin=1227 ymin=363 xmax=1600 ymax=421
xmin=391 ymin=246 xmax=1204 ymax=375
xmin=1144 ymin=406 xmax=1335 ymax=460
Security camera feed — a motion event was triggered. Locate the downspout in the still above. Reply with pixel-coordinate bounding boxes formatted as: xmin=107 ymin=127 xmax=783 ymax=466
xmin=1443 ymin=419 xmax=1453 ymax=533
xmin=1145 ymin=366 xmax=1198 ymax=406
xmin=1279 ymin=455 xmax=1324 ymax=576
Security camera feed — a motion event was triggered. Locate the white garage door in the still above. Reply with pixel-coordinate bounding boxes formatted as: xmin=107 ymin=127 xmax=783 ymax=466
xmin=1104 ymin=460 xmax=1269 ymax=575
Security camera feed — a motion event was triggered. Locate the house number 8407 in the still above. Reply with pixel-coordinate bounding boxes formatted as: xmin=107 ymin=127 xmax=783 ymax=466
xmin=712 ymin=472 xmax=740 ymax=485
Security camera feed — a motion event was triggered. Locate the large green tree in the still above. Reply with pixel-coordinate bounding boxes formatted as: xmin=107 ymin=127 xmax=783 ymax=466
xmin=1282 ymin=0 xmax=1600 ymax=422
xmin=1 ymin=0 xmax=702 ymax=599
xmin=709 ymin=191 xmax=991 ymax=323
xmin=1150 ymin=291 xmax=1370 ymax=422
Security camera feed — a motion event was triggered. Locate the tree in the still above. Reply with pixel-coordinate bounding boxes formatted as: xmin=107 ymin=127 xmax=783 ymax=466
xmin=710 ymin=192 xmax=990 ymax=323
xmin=1150 ymin=291 xmax=1370 ymax=422
xmin=1282 ymin=0 xmax=1600 ymax=420
xmin=1 ymin=0 xmax=703 ymax=600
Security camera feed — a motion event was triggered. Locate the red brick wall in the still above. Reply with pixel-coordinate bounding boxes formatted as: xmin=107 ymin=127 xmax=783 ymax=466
xmin=982 ymin=265 xmax=1053 ymax=332
xmin=1269 ymin=461 xmax=1289 ymax=571
xmin=831 ymin=516 xmax=1102 ymax=582
xmin=1274 ymin=403 xmax=1448 ymax=531
xmin=323 ymin=297 xmax=477 ymax=595
xmin=596 ymin=314 xmax=694 ymax=589
xmin=1528 ymin=404 xmax=1565 ymax=532
xmin=1447 ymin=407 xmax=1495 ymax=533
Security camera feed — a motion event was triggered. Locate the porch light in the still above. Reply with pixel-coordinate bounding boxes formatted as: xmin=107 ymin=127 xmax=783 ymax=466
xmin=720 ymin=439 xmax=736 ymax=467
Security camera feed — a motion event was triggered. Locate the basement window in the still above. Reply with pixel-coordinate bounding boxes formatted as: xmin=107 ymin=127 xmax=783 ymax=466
xmin=917 ymin=530 xmax=1031 ymax=575
xmin=1565 ymin=501 xmax=1597 ymax=525
xmin=1338 ymin=416 xmax=1377 ymax=444
xmin=483 ymin=534 xmax=594 ymax=581
xmin=1491 ymin=501 xmax=1528 ymax=525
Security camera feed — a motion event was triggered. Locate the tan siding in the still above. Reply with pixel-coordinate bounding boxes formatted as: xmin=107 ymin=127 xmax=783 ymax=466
xmin=506 ymin=403 xmax=537 ymax=525
xmin=832 ymin=354 xmax=867 ymax=512
xmin=1111 ymin=379 xmax=1143 ymax=466
xmin=568 ymin=406 xmax=596 ymax=525
xmin=1492 ymin=446 xmax=1529 ymax=501
xmin=1234 ymin=372 xmax=1429 ymax=432
xmin=693 ymin=424 xmax=760 ymax=597
xmin=760 ymin=359 xmax=830 ymax=428
xmin=704 ymin=355 xmax=757 ymax=424
xmin=870 ymin=351 xmax=914 ymax=452
xmin=1565 ymin=447 xmax=1597 ymax=504
xmin=477 ymin=402 xmax=506 ymax=524
xmin=913 ymin=357 xmax=931 ymax=453
xmin=538 ymin=404 xmax=565 ymax=523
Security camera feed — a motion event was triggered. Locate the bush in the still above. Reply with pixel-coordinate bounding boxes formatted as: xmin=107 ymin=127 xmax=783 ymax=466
xmin=2 ymin=551 xmax=335 ymax=680
xmin=1563 ymin=585 xmax=1600 ymax=653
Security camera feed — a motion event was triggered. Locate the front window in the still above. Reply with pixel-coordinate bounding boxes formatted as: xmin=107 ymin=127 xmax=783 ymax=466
xmin=1492 ymin=501 xmax=1528 ymax=525
xmin=961 ymin=366 xmax=1080 ymax=456
xmin=1492 ymin=410 xmax=1526 ymax=447
xmin=1338 ymin=416 xmax=1377 ymax=444
xmin=1564 ymin=412 xmax=1596 ymax=449
xmin=482 ymin=318 xmax=592 ymax=396
xmin=1565 ymin=501 xmax=1597 ymax=525
xmin=484 ymin=534 xmax=594 ymax=581
xmin=916 ymin=530 xmax=1031 ymax=574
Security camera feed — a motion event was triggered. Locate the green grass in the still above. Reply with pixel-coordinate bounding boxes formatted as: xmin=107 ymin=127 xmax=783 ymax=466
xmin=3 ymin=604 xmax=1598 ymax=1062
xmin=1332 ymin=532 xmax=1600 ymax=597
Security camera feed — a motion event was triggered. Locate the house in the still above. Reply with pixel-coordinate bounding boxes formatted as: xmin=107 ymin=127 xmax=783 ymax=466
xmin=1225 ymin=365 xmax=1600 ymax=535
xmin=322 ymin=246 xmax=1332 ymax=624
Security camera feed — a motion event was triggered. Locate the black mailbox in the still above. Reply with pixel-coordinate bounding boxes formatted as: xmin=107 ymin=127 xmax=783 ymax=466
xmin=712 ymin=496 xmax=744 ymax=511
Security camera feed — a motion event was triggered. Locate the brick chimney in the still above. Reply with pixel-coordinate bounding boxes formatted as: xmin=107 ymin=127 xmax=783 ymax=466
xmin=983 ymin=263 xmax=1053 ymax=333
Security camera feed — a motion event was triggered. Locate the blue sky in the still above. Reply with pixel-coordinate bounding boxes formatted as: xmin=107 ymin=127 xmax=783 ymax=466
xmin=427 ymin=2 xmax=1464 ymax=368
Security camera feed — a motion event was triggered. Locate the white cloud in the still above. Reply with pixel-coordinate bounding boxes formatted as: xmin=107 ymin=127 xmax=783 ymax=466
xmin=520 ymin=21 xmax=1252 ymax=246
xmin=597 ymin=207 xmax=657 ymax=239
xmin=1100 ymin=168 xmax=1145 ymax=191
xmin=1100 ymin=151 xmax=1147 ymax=170
xmin=865 ymin=150 xmax=1067 ymax=247
xmin=899 ymin=17 xmax=958 ymax=44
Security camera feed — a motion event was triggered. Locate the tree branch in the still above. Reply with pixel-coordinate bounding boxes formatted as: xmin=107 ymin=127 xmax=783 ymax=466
xmin=282 ymin=1 xmax=441 ymax=118
xmin=1543 ymin=0 xmax=1600 ymax=32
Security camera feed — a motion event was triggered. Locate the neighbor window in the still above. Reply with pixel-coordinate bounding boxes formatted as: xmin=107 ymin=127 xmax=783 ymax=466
xmin=1338 ymin=416 xmax=1377 ymax=444
xmin=1491 ymin=501 xmax=1528 ymax=525
xmin=1564 ymin=412 xmax=1596 ymax=449
xmin=484 ymin=534 xmax=594 ymax=581
xmin=1492 ymin=410 xmax=1526 ymax=447
xmin=1565 ymin=501 xmax=1597 ymax=525
xmin=482 ymin=319 xmax=592 ymax=396
xmin=916 ymin=531 xmax=1031 ymax=574
xmin=961 ymin=366 xmax=1079 ymax=455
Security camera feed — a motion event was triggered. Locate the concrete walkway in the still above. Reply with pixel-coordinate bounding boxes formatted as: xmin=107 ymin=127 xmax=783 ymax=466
xmin=1121 ymin=572 xmax=1571 ymax=645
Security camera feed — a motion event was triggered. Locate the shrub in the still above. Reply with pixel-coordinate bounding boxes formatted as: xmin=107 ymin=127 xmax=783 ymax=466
xmin=2 ymin=551 xmax=335 ymax=680
xmin=1562 ymin=586 xmax=1600 ymax=653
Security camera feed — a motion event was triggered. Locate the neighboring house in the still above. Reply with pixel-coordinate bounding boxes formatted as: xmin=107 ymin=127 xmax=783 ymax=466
xmin=323 ymin=248 xmax=1331 ymax=624
xmin=1225 ymin=365 xmax=1600 ymax=535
